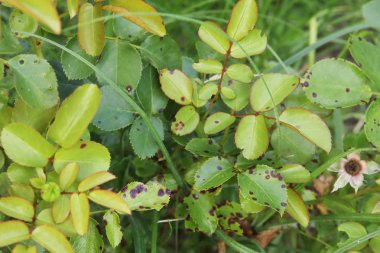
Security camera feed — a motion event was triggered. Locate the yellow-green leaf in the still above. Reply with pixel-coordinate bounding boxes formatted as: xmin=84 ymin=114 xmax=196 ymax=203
xmin=171 ymin=106 xmax=200 ymax=136
xmin=47 ymin=84 xmax=101 ymax=148
xmin=1 ymin=0 xmax=61 ymax=34
xmin=10 ymin=183 xmax=35 ymax=202
xmin=70 ymin=193 xmax=89 ymax=235
xmin=226 ymin=63 xmax=254 ymax=83
xmin=59 ymin=162 xmax=79 ymax=191
xmin=78 ymin=171 xmax=116 ymax=192
xmin=67 ymin=0 xmax=80 ymax=19
xmin=0 ymin=196 xmax=34 ymax=222
xmin=1 ymin=123 xmax=56 ymax=167
xmin=159 ymin=69 xmax=193 ymax=105
xmin=88 ymin=189 xmax=131 ymax=215
xmin=278 ymin=164 xmax=311 ymax=184
xmin=52 ymin=195 xmax=71 ymax=224
xmin=198 ymin=21 xmax=230 ymax=54
xmin=103 ymin=0 xmax=166 ymax=37
xmin=230 ymin=29 xmax=267 ymax=58
xmin=0 ymin=220 xmax=30 ymax=247
xmin=32 ymin=225 xmax=74 ymax=253
xmin=78 ymin=2 xmax=105 ymax=56
xmin=12 ymin=244 xmax=37 ymax=253
xmin=36 ymin=208 xmax=76 ymax=237
xmin=192 ymin=59 xmax=223 ymax=74
xmin=227 ymin=0 xmax=258 ymax=41
xmin=286 ymin=188 xmax=309 ymax=227
xmin=204 ymin=112 xmax=236 ymax=135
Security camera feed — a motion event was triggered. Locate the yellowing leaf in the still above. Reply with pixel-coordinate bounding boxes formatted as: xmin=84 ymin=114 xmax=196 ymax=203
xmin=231 ymin=29 xmax=267 ymax=58
xmin=12 ymin=244 xmax=37 ymax=253
xmin=36 ymin=209 xmax=76 ymax=237
xmin=59 ymin=162 xmax=79 ymax=191
xmin=52 ymin=195 xmax=71 ymax=224
xmin=32 ymin=225 xmax=74 ymax=253
xmin=159 ymin=69 xmax=193 ymax=105
xmin=286 ymin=188 xmax=309 ymax=228
xmin=78 ymin=2 xmax=105 ymax=56
xmin=78 ymin=171 xmax=116 ymax=192
xmin=89 ymin=189 xmax=131 ymax=215
xmin=0 ymin=221 xmax=29 ymax=247
xmin=192 ymin=59 xmax=222 ymax=74
xmin=1 ymin=0 xmax=61 ymax=34
xmin=47 ymin=84 xmax=101 ymax=148
xmin=227 ymin=0 xmax=258 ymax=41
xmin=0 ymin=196 xmax=34 ymax=222
xmin=198 ymin=21 xmax=230 ymax=54
xmin=67 ymin=0 xmax=80 ymax=19
xmin=235 ymin=115 xmax=268 ymax=160
xmin=70 ymin=193 xmax=90 ymax=235
xmin=103 ymin=0 xmax=166 ymax=37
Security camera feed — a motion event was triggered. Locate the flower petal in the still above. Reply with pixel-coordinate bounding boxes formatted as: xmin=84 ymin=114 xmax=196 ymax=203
xmin=332 ymin=173 xmax=350 ymax=192
xmin=364 ymin=161 xmax=380 ymax=175
xmin=349 ymin=174 xmax=364 ymax=193
xmin=347 ymin=153 xmax=360 ymax=161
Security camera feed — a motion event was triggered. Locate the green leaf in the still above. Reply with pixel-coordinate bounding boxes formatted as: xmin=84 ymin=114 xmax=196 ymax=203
xmin=11 ymin=99 xmax=57 ymax=133
xmin=304 ymin=58 xmax=372 ymax=109
xmin=350 ymin=36 xmax=380 ymax=91
xmin=278 ymin=164 xmax=311 ymax=184
xmin=67 ymin=0 xmax=80 ymax=19
xmin=204 ymin=112 xmax=235 ymax=135
xmin=0 ymin=220 xmax=30 ymax=247
xmin=238 ymin=165 xmax=288 ymax=214
xmin=194 ymin=157 xmax=235 ymax=191
xmin=141 ymin=35 xmax=182 ymax=70
xmin=184 ymin=192 xmax=218 ymax=234
xmin=198 ymin=21 xmax=230 ymax=54
xmin=32 ymin=225 xmax=74 ymax=253
xmin=136 ymin=66 xmax=168 ymax=115
xmin=226 ymin=63 xmax=253 ymax=83
xmin=363 ymin=0 xmax=380 ymax=29
xmin=192 ymin=59 xmax=222 ymax=74
xmin=113 ymin=17 xmax=145 ymax=41
xmin=270 ymin=126 xmax=316 ymax=165
xmin=1 ymin=123 xmax=56 ymax=167
xmin=78 ymin=2 xmax=105 ymax=56
xmin=41 ymin=182 xmax=60 ymax=202
xmin=104 ymin=0 xmax=166 ymax=37
xmin=338 ymin=222 xmax=368 ymax=250
xmin=0 ymin=150 xmax=4 ymax=169
xmin=364 ymin=99 xmax=380 ymax=148
xmin=96 ymin=40 xmax=142 ymax=90
xmin=36 ymin=209 xmax=76 ymax=237
xmin=121 ymin=181 xmax=170 ymax=211
xmin=159 ymin=69 xmax=193 ymax=105
xmin=217 ymin=201 xmax=247 ymax=235
xmin=227 ymin=0 xmax=258 ymax=41
xmin=221 ymin=78 xmax=250 ymax=111
xmin=7 ymin=164 xmax=43 ymax=184
xmin=0 ymin=196 xmax=34 ymax=222
xmin=129 ymin=117 xmax=164 ymax=159
xmin=239 ymin=192 xmax=264 ymax=214
xmin=71 ymin=219 xmax=104 ymax=253
xmin=185 ymin=138 xmax=220 ymax=157
xmin=54 ymin=141 xmax=111 ymax=181
xmin=279 ymin=108 xmax=332 ymax=153
xmin=2 ymin=0 xmax=61 ymax=34
xmin=88 ymin=189 xmax=131 ymax=215
xmin=8 ymin=54 xmax=59 ymax=109
xmin=9 ymin=9 xmax=38 ymax=38
xmin=250 ymin=74 xmax=299 ymax=112
xmin=71 ymin=193 xmax=90 ymax=235
xmin=61 ymin=37 xmax=95 ymax=80
xmin=47 ymin=84 xmax=101 ymax=148
xmin=199 ymin=83 xmax=218 ymax=100
xmin=59 ymin=162 xmax=79 ymax=191
xmin=0 ymin=22 xmax=23 ymax=55
xmin=171 ymin=106 xmax=200 ymax=136
xmin=230 ymin=29 xmax=267 ymax=58
xmin=92 ymin=86 xmax=135 ymax=131
xmin=78 ymin=172 xmax=116 ymax=192
xmin=286 ymin=188 xmax=309 ymax=227
xmin=370 ymin=236 xmax=380 ymax=253
xmin=103 ymin=211 xmax=122 ymax=248
xmin=10 ymin=183 xmax=35 ymax=202
xmin=221 ymin=87 xmax=236 ymax=99
xmin=52 ymin=195 xmax=71 ymax=224
xmin=235 ymin=115 xmax=268 ymax=160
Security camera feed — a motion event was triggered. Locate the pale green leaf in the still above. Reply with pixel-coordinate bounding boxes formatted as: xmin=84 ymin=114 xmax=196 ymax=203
xmin=338 ymin=222 xmax=368 ymax=250
xmin=103 ymin=211 xmax=122 ymax=248
xmin=185 ymin=138 xmax=220 ymax=157
xmin=198 ymin=21 xmax=230 ymax=54
xmin=32 ymin=225 xmax=74 ymax=253
xmin=10 ymin=183 xmax=35 ymax=202
xmin=71 ymin=193 xmax=90 ymax=235
xmin=226 ymin=63 xmax=253 ymax=83
xmin=7 ymin=164 xmax=42 ymax=184
xmin=36 ymin=209 xmax=76 ymax=237
xmin=286 ymin=188 xmax=309 ymax=227
xmin=0 ymin=196 xmax=34 ymax=221
xmin=230 ymin=29 xmax=267 ymax=58
xmin=239 ymin=192 xmax=264 ymax=214
xmin=193 ymin=59 xmax=222 ymax=74
xmin=364 ymin=99 xmax=380 ymax=148
xmin=59 ymin=162 xmax=79 ymax=191
xmin=221 ymin=78 xmax=250 ymax=111
xmin=363 ymin=0 xmax=380 ymax=29
xmin=227 ymin=0 xmax=258 ymax=41
xmin=171 ymin=106 xmax=200 ymax=136
xmin=278 ymin=164 xmax=311 ymax=183
xmin=0 ymin=220 xmax=30 ymax=247
xmin=52 ymin=195 xmax=71 ymax=224
xmin=204 ymin=112 xmax=235 ymax=135
xmin=71 ymin=219 xmax=104 ymax=253
xmin=159 ymin=69 xmax=193 ymax=105
xmin=9 ymin=9 xmax=38 ymax=38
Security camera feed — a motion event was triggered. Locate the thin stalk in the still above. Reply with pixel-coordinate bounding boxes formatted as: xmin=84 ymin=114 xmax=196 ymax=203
xmin=151 ymin=212 xmax=159 ymax=253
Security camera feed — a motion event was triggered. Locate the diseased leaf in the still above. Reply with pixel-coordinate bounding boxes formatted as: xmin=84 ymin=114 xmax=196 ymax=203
xmin=1 ymin=123 xmax=56 ymax=167
xmin=235 ymin=115 xmax=268 ymax=160
xmin=239 ymin=192 xmax=264 ymax=214
xmin=103 ymin=211 xmax=122 ymax=248
xmin=71 ymin=193 xmax=90 ymax=235
xmin=8 ymin=54 xmax=59 ymax=109
xmin=227 ymin=0 xmax=258 ymax=41
xmin=185 ymin=138 xmax=220 ymax=157
xmin=92 ymin=86 xmax=135 ymax=131
xmin=129 ymin=117 xmax=164 ymax=159
xmin=204 ymin=112 xmax=235 ymax=135
xmin=0 ymin=21 xmax=23 ymax=55
xmin=171 ymin=106 xmax=200 ymax=136
xmin=230 ymin=29 xmax=267 ymax=58
xmin=2 ymin=0 xmax=61 ymax=34
xmin=121 ymin=181 xmax=170 ymax=211
xmin=304 ymin=58 xmax=372 ymax=109
xmin=78 ymin=2 xmax=105 ymax=56
xmin=48 ymin=84 xmax=101 ymax=148
xmin=217 ymin=201 xmax=247 ymax=235
xmin=364 ymin=99 xmax=380 ymax=148
xmin=104 ymin=0 xmax=166 ymax=37
xmin=71 ymin=219 xmax=104 ymax=253
xmin=32 ymin=225 xmax=74 ymax=253
xmin=9 ymin=9 xmax=38 ymax=38
xmin=238 ymin=165 xmax=288 ymax=214
xmin=286 ymin=188 xmax=309 ymax=228
xmin=61 ymin=37 xmax=95 ymax=80
xmin=198 ymin=21 xmax=230 ymax=54
xmin=250 ymin=74 xmax=299 ymax=112
xmin=279 ymin=108 xmax=332 ymax=153
xmin=159 ymin=69 xmax=193 ymax=105
xmin=194 ymin=157 xmax=235 ymax=191
xmin=78 ymin=172 xmax=116 ymax=192
xmin=89 ymin=189 xmax=131 ymax=214
xmin=0 ymin=220 xmax=30 ymax=247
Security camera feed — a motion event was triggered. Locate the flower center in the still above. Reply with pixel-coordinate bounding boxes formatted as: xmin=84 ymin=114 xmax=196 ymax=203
xmin=344 ymin=160 xmax=361 ymax=176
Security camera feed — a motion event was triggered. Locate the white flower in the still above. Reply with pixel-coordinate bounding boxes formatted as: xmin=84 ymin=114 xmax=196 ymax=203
xmin=328 ymin=153 xmax=380 ymax=193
